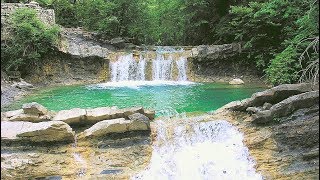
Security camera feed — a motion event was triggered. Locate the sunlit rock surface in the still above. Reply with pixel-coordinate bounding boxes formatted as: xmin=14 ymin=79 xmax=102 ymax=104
xmin=1 ymin=121 xmax=74 ymax=143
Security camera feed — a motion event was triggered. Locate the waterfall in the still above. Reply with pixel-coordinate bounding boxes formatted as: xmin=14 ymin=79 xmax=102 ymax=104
xmin=132 ymin=119 xmax=263 ymax=180
xmin=176 ymin=57 xmax=188 ymax=81
xmin=110 ymin=54 xmax=146 ymax=81
xmin=109 ymin=48 xmax=189 ymax=82
xmin=152 ymin=54 xmax=173 ymax=81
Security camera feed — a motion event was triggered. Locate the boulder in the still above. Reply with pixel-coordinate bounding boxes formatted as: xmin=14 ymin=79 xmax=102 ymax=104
xmin=78 ymin=117 xmax=150 ymax=139
xmin=22 ymin=102 xmax=48 ymax=115
xmin=3 ymin=109 xmax=24 ymax=118
xmin=52 ymin=108 xmax=86 ymax=125
xmin=86 ymin=107 xmax=118 ymax=123
xmin=128 ymin=113 xmax=150 ymax=131
xmin=143 ymin=109 xmax=155 ymax=120
xmin=227 ymin=83 xmax=315 ymax=111
xmin=1 ymin=121 xmax=74 ymax=143
xmin=229 ymin=78 xmax=244 ymax=85
xmin=8 ymin=114 xmax=50 ymax=123
xmin=128 ymin=113 xmax=149 ymax=122
xmin=252 ymin=91 xmax=319 ymax=124
xmin=78 ymin=118 xmax=129 ymax=139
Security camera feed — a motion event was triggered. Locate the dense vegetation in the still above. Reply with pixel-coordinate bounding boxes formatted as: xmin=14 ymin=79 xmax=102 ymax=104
xmin=1 ymin=8 xmax=60 ymax=72
xmin=1 ymin=0 xmax=319 ymax=85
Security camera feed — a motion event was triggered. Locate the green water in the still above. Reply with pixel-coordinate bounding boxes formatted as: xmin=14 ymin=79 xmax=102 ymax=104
xmin=2 ymin=83 xmax=266 ymax=117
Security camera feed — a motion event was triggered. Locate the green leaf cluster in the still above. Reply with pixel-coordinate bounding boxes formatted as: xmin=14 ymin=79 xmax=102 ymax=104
xmin=1 ymin=8 xmax=60 ymax=71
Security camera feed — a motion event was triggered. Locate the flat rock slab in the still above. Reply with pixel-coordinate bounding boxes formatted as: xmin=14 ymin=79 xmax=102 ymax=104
xmin=86 ymin=107 xmax=118 ymax=122
xmin=52 ymin=108 xmax=86 ymax=125
xmin=78 ymin=118 xmax=150 ymax=139
xmin=1 ymin=121 xmax=74 ymax=143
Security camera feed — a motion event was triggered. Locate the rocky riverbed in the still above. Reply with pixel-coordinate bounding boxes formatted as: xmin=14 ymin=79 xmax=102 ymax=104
xmin=1 ymin=83 xmax=319 ymax=179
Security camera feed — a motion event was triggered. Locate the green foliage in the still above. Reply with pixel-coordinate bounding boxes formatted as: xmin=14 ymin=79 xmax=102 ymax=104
xmin=1 ymin=8 xmax=60 ymax=71
xmin=3 ymin=0 xmax=318 ymax=85
xmin=214 ymin=0 xmax=319 ymax=84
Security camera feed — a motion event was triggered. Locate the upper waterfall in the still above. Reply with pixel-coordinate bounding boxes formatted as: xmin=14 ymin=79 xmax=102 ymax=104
xmin=109 ymin=47 xmax=190 ymax=82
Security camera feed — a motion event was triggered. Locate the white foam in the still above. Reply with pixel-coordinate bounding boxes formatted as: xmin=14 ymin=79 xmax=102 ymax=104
xmin=132 ymin=120 xmax=263 ymax=180
xmin=86 ymin=81 xmax=198 ymax=89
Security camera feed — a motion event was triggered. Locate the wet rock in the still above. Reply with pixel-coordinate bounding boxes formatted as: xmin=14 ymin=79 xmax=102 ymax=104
xmin=252 ymin=91 xmax=319 ymax=124
xmin=22 ymin=102 xmax=48 ymax=115
xmin=1 ymin=121 xmax=74 ymax=143
xmin=86 ymin=107 xmax=118 ymax=123
xmin=143 ymin=109 xmax=155 ymax=120
xmin=52 ymin=108 xmax=86 ymax=125
xmin=229 ymin=78 xmax=244 ymax=85
xmin=226 ymin=83 xmax=315 ymax=111
xmin=128 ymin=113 xmax=150 ymax=131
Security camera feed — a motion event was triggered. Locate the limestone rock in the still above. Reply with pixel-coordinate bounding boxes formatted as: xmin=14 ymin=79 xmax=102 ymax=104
xmin=229 ymin=78 xmax=244 ymax=85
xmin=143 ymin=109 xmax=155 ymax=120
xmin=252 ymin=91 xmax=319 ymax=124
xmin=117 ymin=107 xmax=144 ymax=118
xmin=78 ymin=117 xmax=150 ymax=139
xmin=128 ymin=113 xmax=149 ymax=122
xmin=1 ymin=112 xmax=8 ymax=121
xmin=128 ymin=113 xmax=150 ymax=130
xmin=246 ymin=107 xmax=262 ymax=114
xmin=8 ymin=114 xmax=50 ymax=123
xmin=86 ymin=107 xmax=118 ymax=123
xmin=78 ymin=118 xmax=129 ymax=139
xmin=1 ymin=121 xmax=74 ymax=143
xmin=226 ymin=83 xmax=315 ymax=111
xmin=52 ymin=108 xmax=86 ymax=125
xmin=262 ymin=102 xmax=272 ymax=110
xmin=22 ymin=102 xmax=48 ymax=115
xmin=3 ymin=109 xmax=24 ymax=118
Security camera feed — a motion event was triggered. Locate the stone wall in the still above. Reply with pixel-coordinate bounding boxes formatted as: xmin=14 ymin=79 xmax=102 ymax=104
xmin=1 ymin=2 xmax=55 ymax=26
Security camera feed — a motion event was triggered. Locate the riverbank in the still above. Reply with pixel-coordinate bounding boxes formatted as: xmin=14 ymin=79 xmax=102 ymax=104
xmin=1 ymin=83 xmax=318 ymax=179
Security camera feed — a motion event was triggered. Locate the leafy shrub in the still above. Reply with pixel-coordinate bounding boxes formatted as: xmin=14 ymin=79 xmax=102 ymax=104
xmin=1 ymin=8 xmax=60 ymax=71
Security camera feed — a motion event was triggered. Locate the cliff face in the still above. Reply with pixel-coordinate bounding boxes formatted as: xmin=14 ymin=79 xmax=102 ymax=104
xmin=189 ymin=43 xmax=261 ymax=82
xmin=23 ymin=52 xmax=109 ymax=85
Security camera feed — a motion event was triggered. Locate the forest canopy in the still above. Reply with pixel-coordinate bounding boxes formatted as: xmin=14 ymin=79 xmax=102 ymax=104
xmin=1 ymin=0 xmax=319 ymax=85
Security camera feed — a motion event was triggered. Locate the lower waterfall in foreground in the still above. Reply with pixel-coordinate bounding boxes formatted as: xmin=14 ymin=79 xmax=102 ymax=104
xmin=132 ymin=119 xmax=263 ymax=180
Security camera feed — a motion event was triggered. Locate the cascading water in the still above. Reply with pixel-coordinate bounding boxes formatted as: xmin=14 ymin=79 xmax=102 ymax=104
xmin=110 ymin=54 xmax=146 ymax=81
xmin=176 ymin=57 xmax=188 ymax=81
xmin=109 ymin=47 xmax=189 ymax=82
xmin=132 ymin=118 xmax=263 ymax=180
xmin=152 ymin=54 xmax=173 ymax=81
